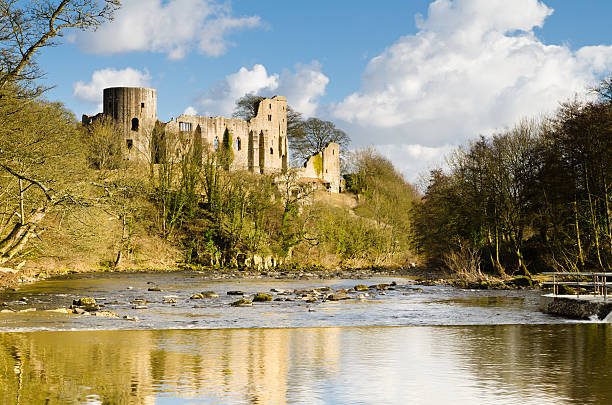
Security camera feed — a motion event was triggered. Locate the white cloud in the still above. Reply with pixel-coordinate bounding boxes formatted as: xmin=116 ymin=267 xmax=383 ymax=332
xmin=76 ymin=0 xmax=261 ymax=59
xmin=196 ymin=62 xmax=329 ymax=117
xmin=183 ymin=106 xmax=198 ymax=115
xmin=333 ymin=0 xmax=612 ymax=179
xmin=197 ymin=64 xmax=279 ymax=116
xmin=73 ymin=67 xmax=151 ymax=111
xmin=376 ymin=143 xmax=454 ymax=183
xmin=277 ymin=62 xmax=329 ymax=117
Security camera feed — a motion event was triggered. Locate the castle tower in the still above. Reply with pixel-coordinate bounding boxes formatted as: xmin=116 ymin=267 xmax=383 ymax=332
xmin=103 ymin=87 xmax=158 ymax=160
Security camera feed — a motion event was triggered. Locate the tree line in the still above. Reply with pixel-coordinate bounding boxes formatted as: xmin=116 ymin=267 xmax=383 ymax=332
xmin=414 ymin=80 xmax=612 ymax=278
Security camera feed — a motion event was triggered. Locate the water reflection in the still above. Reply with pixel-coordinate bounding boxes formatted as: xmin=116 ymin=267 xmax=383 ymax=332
xmin=1 ymin=325 xmax=611 ymax=404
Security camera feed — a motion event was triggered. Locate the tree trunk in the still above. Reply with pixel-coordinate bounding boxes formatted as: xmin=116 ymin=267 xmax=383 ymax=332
xmin=0 ymin=208 xmax=46 ymax=264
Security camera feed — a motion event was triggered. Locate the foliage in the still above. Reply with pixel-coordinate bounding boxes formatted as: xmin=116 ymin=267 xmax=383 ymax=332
xmin=414 ymin=81 xmax=612 ymax=276
xmin=81 ymin=116 xmax=124 ymax=171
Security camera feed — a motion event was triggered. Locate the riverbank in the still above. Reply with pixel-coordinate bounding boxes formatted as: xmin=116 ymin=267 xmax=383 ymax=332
xmin=0 ymin=262 xmax=544 ymax=294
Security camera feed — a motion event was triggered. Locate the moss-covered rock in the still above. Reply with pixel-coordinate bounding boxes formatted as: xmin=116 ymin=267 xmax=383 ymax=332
xmin=253 ymin=293 xmax=272 ymax=302
xmin=354 ymin=284 xmax=369 ymax=291
xmin=509 ymin=276 xmax=533 ymax=288
xmin=230 ymin=298 xmax=253 ymax=307
xmin=73 ymin=297 xmax=96 ymax=306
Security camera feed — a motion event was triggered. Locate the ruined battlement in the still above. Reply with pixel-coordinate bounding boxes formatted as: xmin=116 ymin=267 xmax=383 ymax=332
xmin=83 ymin=87 xmax=339 ymax=192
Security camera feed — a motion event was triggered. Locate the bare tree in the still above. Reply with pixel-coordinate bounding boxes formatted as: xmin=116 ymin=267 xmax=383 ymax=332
xmin=290 ymin=118 xmax=350 ymax=164
xmin=0 ymin=0 xmax=120 ymax=94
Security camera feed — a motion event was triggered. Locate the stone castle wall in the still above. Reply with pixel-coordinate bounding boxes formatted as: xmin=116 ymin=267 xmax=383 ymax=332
xmin=83 ymin=87 xmax=338 ymax=192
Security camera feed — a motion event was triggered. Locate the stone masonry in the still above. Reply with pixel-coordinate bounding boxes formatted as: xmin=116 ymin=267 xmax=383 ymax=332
xmin=83 ymin=87 xmax=340 ymax=192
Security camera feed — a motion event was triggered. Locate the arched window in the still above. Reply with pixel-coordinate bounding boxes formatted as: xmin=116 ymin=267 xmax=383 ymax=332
xmin=236 ymin=137 xmax=241 ymax=151
xmin=131 ymin=118 xmax=139 ymax=131
xmin=270 ymin=147 xmax=274 ymax=155
xmin=214 ymin=137 xmax=219 ymax=149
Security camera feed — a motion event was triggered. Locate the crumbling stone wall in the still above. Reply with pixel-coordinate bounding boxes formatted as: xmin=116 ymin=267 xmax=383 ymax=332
xmin=299 ymin=143 xmax=341 ymax=193
xmin=82 ymin=87 xmax=338 ymax=191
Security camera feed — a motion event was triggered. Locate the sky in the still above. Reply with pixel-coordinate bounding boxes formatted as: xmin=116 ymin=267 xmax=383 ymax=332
xmin=38 ymin=0 xmax=612 ymax=181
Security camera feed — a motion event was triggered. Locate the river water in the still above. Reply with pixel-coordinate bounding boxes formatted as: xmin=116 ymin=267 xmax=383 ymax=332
xmin=0 ymin=272 xmax=610 ymax=404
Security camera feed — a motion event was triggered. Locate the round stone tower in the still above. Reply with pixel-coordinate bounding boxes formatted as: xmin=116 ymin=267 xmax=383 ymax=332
xmin=103 ymin=87 xmax=157 ymax=158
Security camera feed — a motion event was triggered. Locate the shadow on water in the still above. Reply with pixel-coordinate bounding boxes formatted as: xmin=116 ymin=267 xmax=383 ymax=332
xmin=0 ymin=324 xmax=611 ymax=404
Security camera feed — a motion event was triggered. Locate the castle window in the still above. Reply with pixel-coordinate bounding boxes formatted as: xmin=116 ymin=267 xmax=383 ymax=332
xmin=268 ymin=114 xmax=272 ymax=121
xmin=179 ymin=122 xmax=192 ymax=132
xmin=269 ymin=103 xmax=271 ymax=109
xmin=235 ymin=137 xmax=242 ymax=151
xmin=214 ymin=137 xmax=219 ymax=149
xmin=270 ymin=147 xmax=273 ymax=155
xmin=126 ymin=139 xmax=133 ymax=150
xmin=141 ymin=102 xmax=145 ymax=108
xmin=131 ymin=118 xmax=139 ymax=131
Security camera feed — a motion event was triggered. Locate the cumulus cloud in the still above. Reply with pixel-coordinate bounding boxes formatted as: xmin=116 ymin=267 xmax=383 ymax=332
xmin=76 ymin=0 xmax=262 ymax=59
xmin=376 ymin=143 xmax=454 ymax=183
xmin=277 ymin=62 xmax=329 ymax=117
xmin=196 ymin=62 xmax=329 ymax=117
xmin=73 ymin=67 xmax=151 ymax=111
xmin=333 ymin=0 xmax=612 ymax=177
xmin=183 ymin=106 xmax=198 ymax=115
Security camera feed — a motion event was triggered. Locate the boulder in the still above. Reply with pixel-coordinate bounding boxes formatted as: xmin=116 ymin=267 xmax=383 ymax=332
xmin=253 ymin=293 xmax=273 ymax=302
xmin=163 ymin=298 xmax=177 ymax=304
xmin=328 ymin=292 xmax=350 ymax=301
xmin=509 ymin=276 xmax=533 ymax=288
xmin=190 ymin=293 xmax=204 ymax=300
xmin=201 ymin=291 xmax=219 ymax=298
xmin=227 ymin=290 xmax=244 ymax=296
xmin=73 ymin=297 xmax=97 ymax=306
xmin=230 ymin=299 xmax=253 ymax=307
xmin=130 ymin=298 xmax=150 ymax=304
xmin=94 ymin=310 xmax=119 ymax=318
xmin=354 ymin=284 xmax=369 ymax=292
xmin=147 ymin=287 xmax=162 ymax=292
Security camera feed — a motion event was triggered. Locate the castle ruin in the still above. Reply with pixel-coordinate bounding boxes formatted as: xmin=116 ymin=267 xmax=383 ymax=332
xmin=82 ymin=87 xmax=340 ymax=192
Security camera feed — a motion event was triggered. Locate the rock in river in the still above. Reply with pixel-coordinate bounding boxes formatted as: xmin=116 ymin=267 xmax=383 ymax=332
xmin=190 ymin=293 xmax=204 ymax=299
xmin=328 ymin=292 xmax=350 ymax=301
xmin=227 ymin=290 xmax=245 ymax=296
xmin=201 ymin=291 xmax=219 ymax=298
xmin=354 ymin=284 xmax=369 ymax=292
xmin=253 ymin=293 xmax=272 ymax=302
xmin=230 ymin=299 xmax=253 ymax=307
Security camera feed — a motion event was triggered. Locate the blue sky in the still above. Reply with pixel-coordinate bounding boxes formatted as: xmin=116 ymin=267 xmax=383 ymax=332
xmin=38 ymin=0 xmax=612 ymax=180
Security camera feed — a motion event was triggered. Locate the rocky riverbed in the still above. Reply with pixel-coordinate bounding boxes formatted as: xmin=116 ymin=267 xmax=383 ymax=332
xmin=0 ymin=271 xmax=570 ymax=331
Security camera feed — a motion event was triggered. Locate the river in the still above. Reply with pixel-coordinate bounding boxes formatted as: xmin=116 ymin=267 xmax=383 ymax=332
xmin=0 ymin=272 xmax=610 ymax=404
